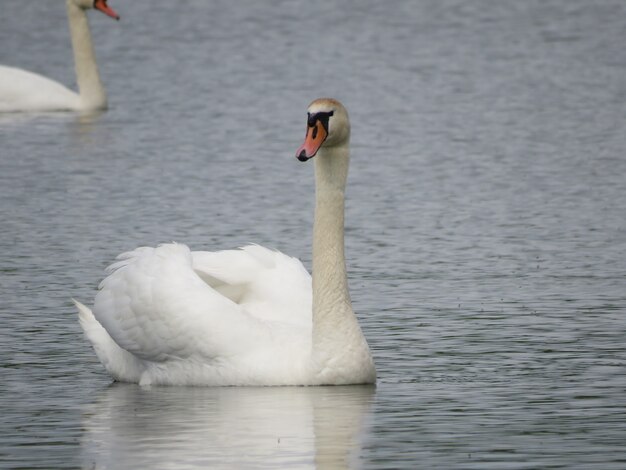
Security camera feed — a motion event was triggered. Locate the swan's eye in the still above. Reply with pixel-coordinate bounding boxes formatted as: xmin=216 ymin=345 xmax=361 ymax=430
xmin=308 ymin=110 xmax=334 ymax=132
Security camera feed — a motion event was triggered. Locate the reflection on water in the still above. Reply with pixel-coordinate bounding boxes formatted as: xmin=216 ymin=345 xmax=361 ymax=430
xmin=81 ymin=384 xmax=375 ymax=470
xmin=69 ymin=110 xmax=109 ymax=149
xmin=74 ymin=110 xmax=106 ymax=126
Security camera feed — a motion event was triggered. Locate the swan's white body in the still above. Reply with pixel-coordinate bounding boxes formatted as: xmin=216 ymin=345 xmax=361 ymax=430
xmin=76 ymin=99 xmax=376 ymax=386
xmin=0 ymin=0 xmax=118 ymax=113
xmin=0 ymin=66 xmax=82 ymax=112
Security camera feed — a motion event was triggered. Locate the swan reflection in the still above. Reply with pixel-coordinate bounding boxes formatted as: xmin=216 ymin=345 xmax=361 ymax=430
xmin=81 ymin=383 xmax=374 ymax=469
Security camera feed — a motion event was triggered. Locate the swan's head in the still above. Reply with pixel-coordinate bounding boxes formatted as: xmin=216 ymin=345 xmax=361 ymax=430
xmin=73 ymin=0 xmax=120 ymax=20
xmin=296 ymin=98 xmax=350 ymax=162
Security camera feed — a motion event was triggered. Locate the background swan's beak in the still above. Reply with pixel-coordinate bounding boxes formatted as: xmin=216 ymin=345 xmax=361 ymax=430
xmin=94 ymin=0 xmax=120 ymax=20
xmin=296 ymin=121 xmax=328 ymax=162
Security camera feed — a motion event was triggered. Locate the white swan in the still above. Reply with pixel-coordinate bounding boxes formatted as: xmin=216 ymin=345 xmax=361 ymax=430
xmin=0 ymin=0 xmax=119 ymax=113
xmin=75 ymin=98 xmax=377 ymax=386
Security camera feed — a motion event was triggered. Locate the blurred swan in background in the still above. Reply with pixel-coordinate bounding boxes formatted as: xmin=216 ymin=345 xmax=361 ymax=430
xmin=75 ymin=98 xmax=376 ymax=386
xmin=0 ymin=0 xmax=119 ymax=113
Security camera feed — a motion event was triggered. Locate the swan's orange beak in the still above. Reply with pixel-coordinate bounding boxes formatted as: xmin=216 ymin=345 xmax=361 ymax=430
xmin=296 ymin=120 xmax=328 ymax=162
xmin=94 ymin=0 xmax=120 ymax=20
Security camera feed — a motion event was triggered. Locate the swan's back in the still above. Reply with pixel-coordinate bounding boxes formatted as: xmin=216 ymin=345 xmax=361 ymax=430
xmin=86 ymin=243 xmax=314 ymax=385
xmin=192 ymin=245 xmax=312 ymax=327
xmin=0 ymin=65 xmax=80 ymax=112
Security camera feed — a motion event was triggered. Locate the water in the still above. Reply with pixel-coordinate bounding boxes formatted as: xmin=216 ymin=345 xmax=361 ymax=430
xmin=1 ymin=0 xmax=625 ymax=468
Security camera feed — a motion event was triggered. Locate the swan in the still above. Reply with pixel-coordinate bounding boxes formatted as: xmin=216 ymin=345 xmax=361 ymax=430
xmin=74 ymin=98 xmax=377 ymax=386
xmin=0 ymin=0 xmax=119 ymax=113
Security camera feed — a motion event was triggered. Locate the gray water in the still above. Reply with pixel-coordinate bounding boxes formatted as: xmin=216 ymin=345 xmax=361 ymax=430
xmin=1 ymin=0 xmax=626 ymax=468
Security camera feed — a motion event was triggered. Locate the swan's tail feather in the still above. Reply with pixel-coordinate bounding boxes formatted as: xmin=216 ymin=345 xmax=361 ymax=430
xmin=73 ymin=299 xmax=144 ymax=382
xmin=75 ymin=298 xmax=102 ymax=338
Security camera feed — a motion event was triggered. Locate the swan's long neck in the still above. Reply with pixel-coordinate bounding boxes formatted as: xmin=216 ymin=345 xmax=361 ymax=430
xmin=67 ymin=0 xmax=107 ymax=110
xmin=312 ymin=145 xmax=351 ymax=325
xmin=311 ymin=144 xmax=374 ymax=381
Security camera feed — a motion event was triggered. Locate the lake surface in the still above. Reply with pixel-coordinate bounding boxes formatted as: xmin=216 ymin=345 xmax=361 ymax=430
xmin=1 ymin=0 xmax=626 ymax=468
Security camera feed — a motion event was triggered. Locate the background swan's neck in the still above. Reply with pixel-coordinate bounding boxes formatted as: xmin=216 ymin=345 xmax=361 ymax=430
xmin=311 ymin=145 xmax=374 ymax=382
xmin=67 ymin=0 xmax=107 ymax=110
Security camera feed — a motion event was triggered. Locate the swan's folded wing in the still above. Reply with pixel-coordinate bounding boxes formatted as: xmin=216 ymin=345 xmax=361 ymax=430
xmin=93 ymin=243 xmax=266 ymax=362
xmin=192 ymin=245 xmax=312 ymax=327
